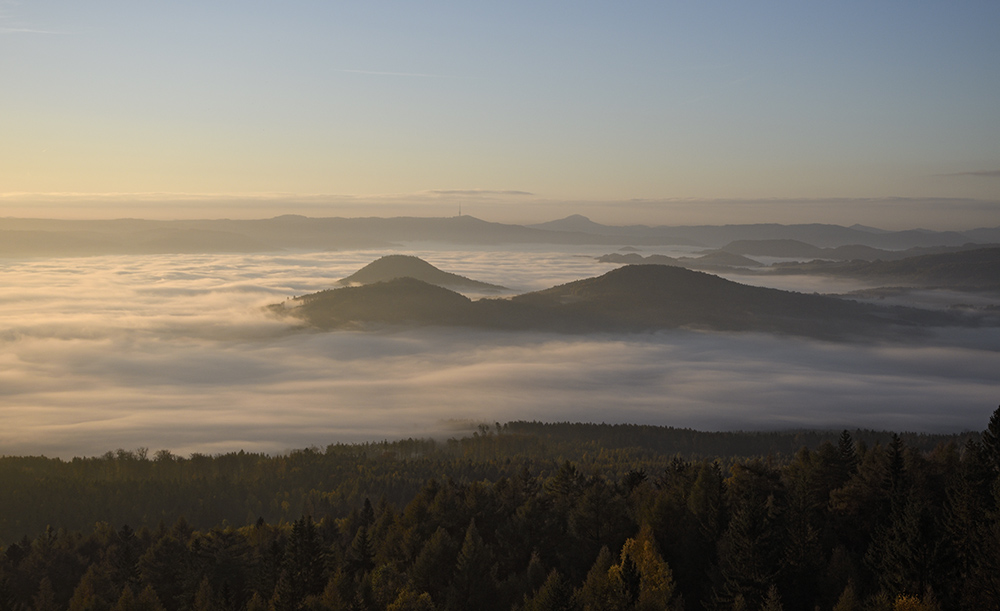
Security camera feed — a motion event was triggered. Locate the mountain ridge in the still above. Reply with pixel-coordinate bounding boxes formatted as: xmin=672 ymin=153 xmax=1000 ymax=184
xmin=2 ymin=215 xmax=998 ymax=256
xmin=279 ymin=263 xmax=976 ymax=340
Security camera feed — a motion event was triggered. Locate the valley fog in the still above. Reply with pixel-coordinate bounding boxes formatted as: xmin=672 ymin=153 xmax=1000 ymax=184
xmin=1 ymin=247 xmax=997 ymax=458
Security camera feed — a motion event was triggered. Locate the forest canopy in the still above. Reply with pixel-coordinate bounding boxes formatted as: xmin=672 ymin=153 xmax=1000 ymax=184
xmin=1 ymin=413 xmax=999 ymax=610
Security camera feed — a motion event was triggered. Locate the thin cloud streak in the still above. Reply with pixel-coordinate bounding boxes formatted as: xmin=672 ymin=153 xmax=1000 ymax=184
xmin=0 ymin=27 xmax=63 ymax=33
xmin=335 ymin=68 xmax=455 ymax=78
xmin=428 ymin=190 xmax=535 ymax=197
xmin=939 ymin=169 xmax=1000 ymax=178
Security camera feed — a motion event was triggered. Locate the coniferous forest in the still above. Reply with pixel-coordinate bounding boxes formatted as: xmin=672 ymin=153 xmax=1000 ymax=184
xmin=2 ymin=412 xmax=1000 ymax=611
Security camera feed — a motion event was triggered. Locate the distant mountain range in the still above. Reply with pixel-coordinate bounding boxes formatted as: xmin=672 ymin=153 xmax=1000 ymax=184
xmin=338 ymin=255 xmax=508 ymax=293
xmin=278 ymin=261 xmax=978 ymax=341
xmin=715 ymin=239 xmax=997 ymax=262
xmin=531 ymin=215 xmax=1000 ymax=249
xmin=595 ymin=245 xmax=1000 ymax=292
xmin=768 ymin=246 xmax=1000 ymax=290
xmin=2 ymin=214 xmax=998 ymax=256
xmin=597 ymin=251 xmax=763 ymax=270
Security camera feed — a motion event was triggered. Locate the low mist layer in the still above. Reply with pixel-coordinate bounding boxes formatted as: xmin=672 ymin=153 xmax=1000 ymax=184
xmin=1 ymin=249 xmax=997 ymax=458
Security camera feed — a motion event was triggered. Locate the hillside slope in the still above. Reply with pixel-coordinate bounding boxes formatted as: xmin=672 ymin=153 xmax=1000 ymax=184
xmin=338 ymin=255 xmax=508 ymax=292
xmin=281 ymin=264 xmax=973 ymax=340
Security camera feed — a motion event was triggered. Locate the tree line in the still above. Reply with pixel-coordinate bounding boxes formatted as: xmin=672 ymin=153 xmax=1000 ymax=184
xmin=1 ymin=412 xmax=998 ymax=610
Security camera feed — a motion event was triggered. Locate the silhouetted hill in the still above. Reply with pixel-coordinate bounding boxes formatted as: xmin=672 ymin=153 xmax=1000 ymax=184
xmin=282 ymin=278 xmax=475 ymax=328
xmin=720 ymin=239 xmax=998 ymax=262
xmin=598 ymin=251 xmax=762 ymax=269
xmin=685 ymin=250 xmax=763 ymax=267
xmin=280 ymin=264 xmax=972 ymax=340
xmin=338 ymin=255 xmax=508 ymax=292
xmin=719 ymin=239 xmax=871 ymax=260
xmin=527 ymin=214 xmax=700 ymax=245
xmin=770 ymin=246 xmax=1000 ymax=290
xmin=532 ymin=217 xmax=989 ymax=249
xmin=511 ymin=265 xmax=955 ymax=338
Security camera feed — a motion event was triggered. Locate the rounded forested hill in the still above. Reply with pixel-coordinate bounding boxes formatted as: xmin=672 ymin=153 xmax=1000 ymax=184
xmin=282 ymin=264 xmax=971 ymax=339
xmin=509 ymin=264 xmax=961 ymax=338
xmin=771 ymin=246 xmax=1000 ymax=289
xmin=290 ymin=277 xmax=475 ymax=328
xmin=338 ymin=254 xmax=508 ymax=292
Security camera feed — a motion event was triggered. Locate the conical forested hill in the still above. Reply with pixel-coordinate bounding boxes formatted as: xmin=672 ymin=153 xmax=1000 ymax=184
xmin=338 ymin=254 xmax=508 ymax=292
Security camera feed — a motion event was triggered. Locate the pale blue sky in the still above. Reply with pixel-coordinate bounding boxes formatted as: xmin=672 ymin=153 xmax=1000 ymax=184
xmin=2 ymin=1 xmax=999 ymax=225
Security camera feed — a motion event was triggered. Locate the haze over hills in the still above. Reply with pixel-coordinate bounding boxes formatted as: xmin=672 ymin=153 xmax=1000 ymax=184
xmin=532 ymin=215 xmax=1000 ymax=249
xmin=338 ymin=255 xmax=508 ymax=292
xmin=280 ymin=262 xmax=976 ymax=341
xmin=2 ymin=214 xmax=1000 ymax=257
xmin=768 ymin=246 xmax=1000 ymax=291
xmin=718 ymin=239 xmax=889 ymax=261
xmin=715 ymin=239 xmax=998 ymax=262
xmin=0 ymin=215 xmax=692 ymax=257
xmin=597 ymin=251 xmax=764 ymax=270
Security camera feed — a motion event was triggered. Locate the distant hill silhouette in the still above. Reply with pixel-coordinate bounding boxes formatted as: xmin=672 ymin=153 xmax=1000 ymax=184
xmin=597 ymin=251 xmax=762 ymax=270
xmin=279 ymin=264 xmax=973 ymax=340
xmin=531 ymin=216 xmax=988 ymax=249
xmin=718 ymin=239 xmax=883 ymax=260
xmin=718 ymin=239 xmax=997 ymax=262
xmin=770 ymin=246 xmax=1000 ymax=290
xmin=285 ymin=278 xmax=475 ymax=329
xmin=338 ymin=255 xmax=508 ymax=292
xmin=2 ymin=215 xmax=998 ymax=256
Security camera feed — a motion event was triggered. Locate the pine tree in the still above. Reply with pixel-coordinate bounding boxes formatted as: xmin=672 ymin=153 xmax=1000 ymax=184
xmin=345 ymin=525 xmax=374 ymax=577
xmin=573 ymin=547 xmax=618 ymax=611
xmin=760 ymin=584 xmax=783 ymax=611
xmin=601 ymin=526 xmax=680 ymax=611
xmin=866 ymin=495 xmax=940 ymax=598
xmin=386 ymin=588 xmax=436 ymax=611
xmin=137 ymin=535 xmax=189 ymax=611
xmin=522 ymin=570 xmax=576 ymax=611
xmin=110 ymin=585 xmax=165 ymax=611
xmin=243 ymin=592 xmax=268 ymax=611
xmin=32 ymin=578 xmax=58 ymax=611
xmin=838 ymin=431 xmax=859 ymax=477
xmin=982 ymin=405 xmax=1000 ymax=476
xmin=447 ymin=520 xmax=496 ymax=611
xmin=361 ymin=499 xmax=376 ymax=528
xmin=191 ymin=578 xmax=218 ymax=611
xmin=407 ymin=528 xmax=457 ymax=604
xmin=68 ymin=565 xmax=117 ymax=611
xmin=714 ymin=472 xmax=784 ymax=610
xmin=831 ymin=581 xmax=860 ymax=611
xmin=274 ymin=516 xmax=327 ymax=609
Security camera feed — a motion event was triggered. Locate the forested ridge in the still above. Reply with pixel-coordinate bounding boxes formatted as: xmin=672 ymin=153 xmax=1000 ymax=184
xmin=1 ymin=414 xmax=999 ymax=610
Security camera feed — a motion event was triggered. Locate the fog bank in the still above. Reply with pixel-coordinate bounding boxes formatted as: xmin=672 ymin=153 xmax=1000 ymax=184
xmin=1 ymin=250 xmax=997 ymax=458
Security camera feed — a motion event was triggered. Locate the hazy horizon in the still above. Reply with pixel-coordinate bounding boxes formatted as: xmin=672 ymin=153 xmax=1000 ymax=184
xmin=1 ymin=195 xmax=999 ymax=231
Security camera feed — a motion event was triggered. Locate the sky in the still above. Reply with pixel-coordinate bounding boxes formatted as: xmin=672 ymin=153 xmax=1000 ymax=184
xmin=3 ymin=1 xmax=1000 ymax=226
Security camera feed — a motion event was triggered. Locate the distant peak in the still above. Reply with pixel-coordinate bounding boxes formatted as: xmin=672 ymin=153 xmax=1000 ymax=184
xmin=848 ymin=223 xmax=890 ymax=234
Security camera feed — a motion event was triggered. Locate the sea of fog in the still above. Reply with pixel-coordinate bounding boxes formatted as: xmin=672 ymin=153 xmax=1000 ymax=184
xmin=1 ymin=245 xmax=999 ymax=458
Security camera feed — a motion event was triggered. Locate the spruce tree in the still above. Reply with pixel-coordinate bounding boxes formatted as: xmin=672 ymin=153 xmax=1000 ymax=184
xmin=982 ymin=405 xmax=1000 ymax=476
xmin=447 ymin=520 xmax=496 ymax=611
xmin=522 ymin=570 xmax=576 ymax=611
